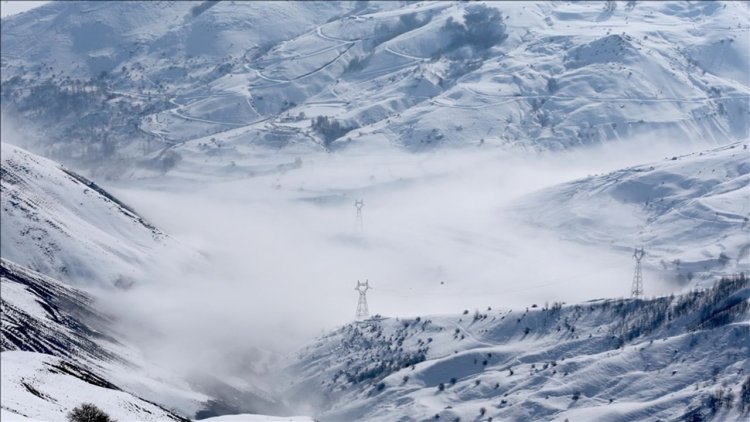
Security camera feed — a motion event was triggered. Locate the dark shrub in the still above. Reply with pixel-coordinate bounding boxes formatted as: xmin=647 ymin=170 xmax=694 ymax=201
xmin=67 ymin=403 xmax=115 ymax=422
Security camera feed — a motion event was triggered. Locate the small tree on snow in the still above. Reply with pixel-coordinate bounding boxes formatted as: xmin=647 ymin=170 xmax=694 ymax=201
xmin=67 ymin=403 xmax=115 ymax=422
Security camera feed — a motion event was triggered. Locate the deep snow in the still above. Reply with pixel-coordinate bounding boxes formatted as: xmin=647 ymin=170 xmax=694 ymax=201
xmin=1 ymin=1 xmax=749 ymax=421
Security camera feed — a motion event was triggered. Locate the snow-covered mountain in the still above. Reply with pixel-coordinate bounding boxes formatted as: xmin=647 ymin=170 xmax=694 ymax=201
xmin=0 ymin=147 xmax=296 ymax=420
xmin=286 ymin=275 xmax=750 ymax=421
xmin=515 ymin=141 xmax=750 ymax=285
xmin=1 ymin=1 xmax=748 ymax=170
xmin=1 ymin=1 xmax=749 ymax=421
xmin=0 ymin=142 xmax=174 ymax=287
xmin=1 ymin=257 xmax=301 ymax=421
xmin=0 ymin=259 xmax=194 ymax=421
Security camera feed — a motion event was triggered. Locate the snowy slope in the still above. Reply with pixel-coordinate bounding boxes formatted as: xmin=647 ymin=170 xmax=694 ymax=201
xmin=0 ymin=258 xmax=299 ymax=421
xmin=1 ymin=258 xmax=115 ymax=361
xmin=0 ymin=144 xmax=319 ymax=420
xmin=1 ymin=2 xmax=749 ymax=420
xmin=1 ymin=1 xmax=748 ymax=169
xmin=0 ymin=258 xmax=198 ymax=421
xmin=515 ymin=141 xmax=750 ymax=285
xmin=0 ymin=1 xmax=360 ymax=78
xmin=0 ymin=142 xmax=174 ymax=287
xmin=1 ymin=351 xmax=188 ymax=422
xmin=286 ymin=276 xmax=750 ymax=421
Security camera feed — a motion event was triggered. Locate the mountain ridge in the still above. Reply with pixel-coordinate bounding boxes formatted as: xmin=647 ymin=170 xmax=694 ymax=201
xmin=287 ymin=274 xmax=750 ymax=421
xmin=1 ymin=1 xmax=747 ymax=172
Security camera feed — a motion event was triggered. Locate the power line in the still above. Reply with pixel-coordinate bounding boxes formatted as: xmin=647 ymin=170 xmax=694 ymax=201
xmin=354 ymin=199 xmax=364 ymax=232
xmin=355 ymin=280 xmax=370 ymax=319
xmin=631 ymin=247 xmax=645 ymax=298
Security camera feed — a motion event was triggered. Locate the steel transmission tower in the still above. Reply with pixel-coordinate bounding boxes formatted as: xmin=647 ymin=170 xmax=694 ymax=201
xmin=354 ymin=199 xmax=364 ymax=231
xmin=631 ymin=247 xmax=645 ymax=298
xmin=355 ymin=280 xmax=370 ymax=319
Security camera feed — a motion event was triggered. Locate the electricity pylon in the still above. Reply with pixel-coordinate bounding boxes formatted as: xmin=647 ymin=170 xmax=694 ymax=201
xmin=355 ymin=280 xmax=370 ymax=319
xmin=631 ymin=247 xmax=645 ymax=298
xmin=354 ymin=199 xmax=364 ymax=231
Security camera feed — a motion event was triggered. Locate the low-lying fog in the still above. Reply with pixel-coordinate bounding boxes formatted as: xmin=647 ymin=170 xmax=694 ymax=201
xmin=96 ymin=136 xmax=708 ymax=381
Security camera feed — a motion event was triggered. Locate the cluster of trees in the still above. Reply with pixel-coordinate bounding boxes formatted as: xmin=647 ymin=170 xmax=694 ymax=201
xmin=680 ymin=375 xmax=750 ymax=420
xmin=1 ymin=74 xmax=171 ymax=164
xmin=310 ymin=116 xmax=356 ymax=148
xmin=443 ymin=5 xmax=507 ymax=54
xmin=604 ymin=274 xmax=749 ymax=343
xmin=741 ymin=376 xmax=750 ymax=414
xmin=429 ymin=4 xmax=508 ymax=85
xmin=691 ymin=274 xmax=748 ymax=330
xmin=327 ymin=320 xmax=434 ymax=391
xmin=705 ymin=386 xmax=737 ymax=414
xmin=683 ymin=376 xmax=749 ymax=419
xmin=321 ymin=274 xmax=748 ymax=416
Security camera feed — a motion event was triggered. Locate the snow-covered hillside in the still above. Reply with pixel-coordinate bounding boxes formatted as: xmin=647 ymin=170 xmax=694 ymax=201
xmin=1 ymin=256 xmax=301 ymax=421
xmin=1 ymin=351 xmax=188 ymax=422
xmin=0 ymin=146 xmax=299 ymax=420
xmin=1 ymin=1 xmax=748 ymax=169
xmin=1 ymin=258 xmax=114 ymax=361
xmin=0 ymin=259 xmax=196 ymax=421
xmin=0 ymin=142 xmax=174 ymax=287
xmin=516 ymin=141 xmax=750 ymax=285
xmin=1 ymin=2 xmax=748 ymax=421
xmin=286 ymin=275 xmax=750 ymax=421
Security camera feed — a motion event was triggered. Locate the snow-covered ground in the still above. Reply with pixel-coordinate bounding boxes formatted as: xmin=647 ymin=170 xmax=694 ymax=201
xmin=0 ymin=254 xmax=300 ymax=421
xmin=0 ymin=258 xmax=202 ymax=421
xmin=0 ymin=142 xmax=187 ymax=288
xmin=1 ymin=1 xmax=747 ymax=167
xmin=1 ymin=1 xmax=749 ymax=421
xmin=0 ymin=147 xmax=298 ymax=420
xmin=3 ymin=135 xmax=746 ymax=422
xmin=1 ymin=351 xmax=188 ymax=422
xmin=286 ymin=276 xmax=750 ymax=421
xmin=516 ymin=140 xmax=750 ymax=285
